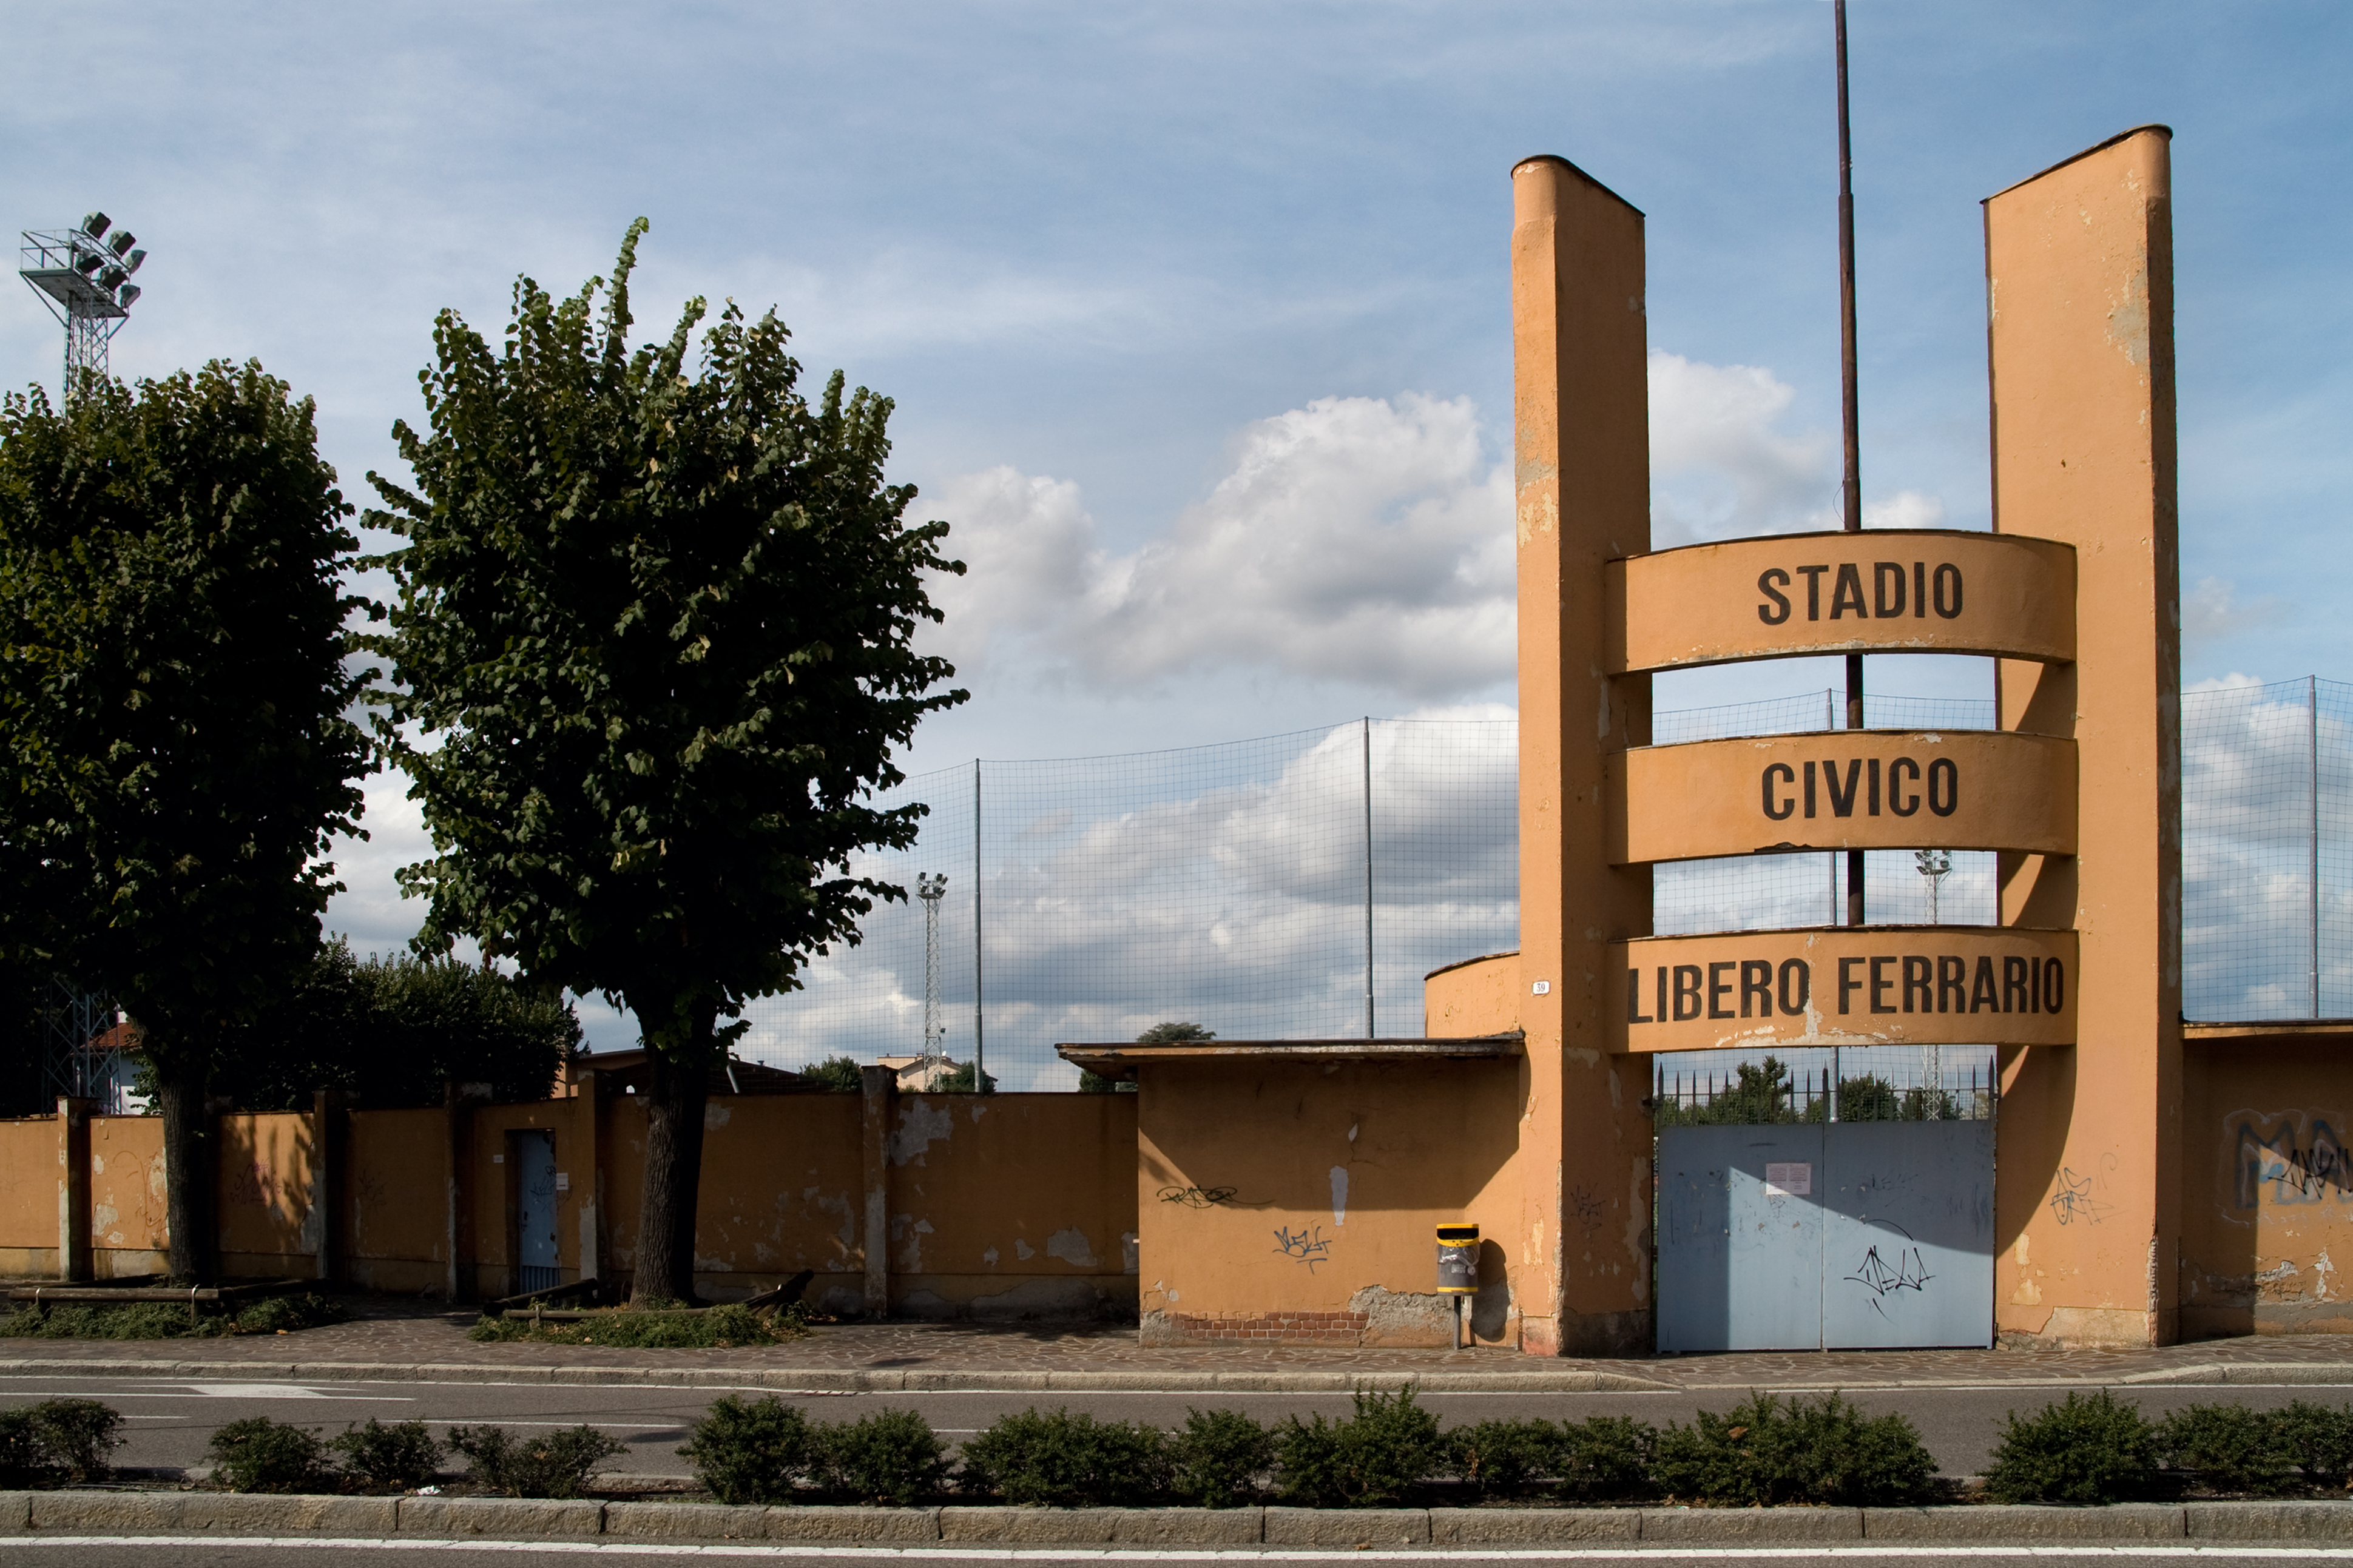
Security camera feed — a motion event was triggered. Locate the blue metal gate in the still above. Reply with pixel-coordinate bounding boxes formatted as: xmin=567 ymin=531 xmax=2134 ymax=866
xmin=513 ymin=1129 xmax=561 ymax=1295
xmin=1655 ymin=1118 xmax=1993 ymax=1353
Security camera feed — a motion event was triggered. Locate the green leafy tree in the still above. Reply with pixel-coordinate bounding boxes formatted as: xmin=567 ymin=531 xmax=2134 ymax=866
xmin=0 ymin=366 xmax=369 ymax=1282
xmin=183 ymin=938 xmax=580 ymax=1111
xmin=365 ymin=223 xmax=965 ymax=1302
xmin=1082 ymin=1020 xmax=1212 ymax=1093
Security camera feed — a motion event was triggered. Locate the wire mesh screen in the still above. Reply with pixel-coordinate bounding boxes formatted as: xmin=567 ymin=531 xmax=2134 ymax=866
xmin=729 ymin=676 xmax=2353 ymax=1089
xmin=738 ymin=719 xmax=1517 ymax=1091
xmin=1653 ymin=690 xmax=2000 ymax=937
xmin=2181 ymin=676 xmax=2353 ymax=1020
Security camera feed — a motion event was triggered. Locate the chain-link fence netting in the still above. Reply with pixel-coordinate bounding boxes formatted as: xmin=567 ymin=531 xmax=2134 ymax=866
xmin=731 ymin=678 xmax=2349 ymax=1089
xmin=2181 ymin=676 xmax=2353 ymax=1021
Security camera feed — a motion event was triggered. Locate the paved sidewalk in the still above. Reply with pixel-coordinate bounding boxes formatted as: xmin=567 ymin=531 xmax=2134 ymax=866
xmin=3 ymin=1295 xmax=2352 ymax=1390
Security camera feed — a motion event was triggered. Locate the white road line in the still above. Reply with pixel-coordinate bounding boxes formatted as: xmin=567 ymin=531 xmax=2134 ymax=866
xmin=0 ymin=1537 xmax=2347 ymax=1560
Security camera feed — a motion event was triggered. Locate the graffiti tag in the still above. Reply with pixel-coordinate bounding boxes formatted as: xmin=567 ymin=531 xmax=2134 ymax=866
xmin=2234 ymin=1117 xmax=2352 ymax=1208
xmin=1272 ymin=1224 xmax=1334 ymax=1271
xmin=2048 ymin=1166 xmax=2113 ymax=1226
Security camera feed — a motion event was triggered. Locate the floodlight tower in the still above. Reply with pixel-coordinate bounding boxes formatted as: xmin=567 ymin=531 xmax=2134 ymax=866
xmin=916 ymin=873 xmax=948 ymax=1071
xmin=19 ymin=212 xmax=147 ymax=400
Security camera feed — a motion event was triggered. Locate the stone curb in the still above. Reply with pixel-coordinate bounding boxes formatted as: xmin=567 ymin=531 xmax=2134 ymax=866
xmin=1 ymin=1493 xmax=2349 ymax=1543
xmin=9 ymin=1352 xmax=2353 ymax=1393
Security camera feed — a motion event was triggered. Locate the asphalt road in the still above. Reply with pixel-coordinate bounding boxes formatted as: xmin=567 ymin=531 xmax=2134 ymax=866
xmin=3 ymin=1375 xmax=2349 ymax=1481
xmin=0 ymin=1541 xmax=2347 ymax=1566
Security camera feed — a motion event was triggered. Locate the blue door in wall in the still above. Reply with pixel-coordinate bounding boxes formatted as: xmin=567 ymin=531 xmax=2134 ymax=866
xmin=513 ymin=1129 xmax=560 ymax=1294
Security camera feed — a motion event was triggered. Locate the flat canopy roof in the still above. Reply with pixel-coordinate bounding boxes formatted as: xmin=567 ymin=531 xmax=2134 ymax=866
xmin=1055 ymin=1034 xmax=1524 ymax=1081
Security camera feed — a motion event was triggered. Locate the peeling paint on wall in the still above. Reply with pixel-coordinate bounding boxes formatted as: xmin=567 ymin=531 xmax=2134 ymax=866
xmin=1329 ymin=1166 xmax=1349 ymax=1226
xmin=889 ymin=1100 xmax=955 ymax=1166
xmin=1046 ymin=1227 xmax=1096 ymax=1267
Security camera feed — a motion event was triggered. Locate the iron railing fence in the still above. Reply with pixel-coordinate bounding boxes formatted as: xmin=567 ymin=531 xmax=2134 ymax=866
xmin=1650 ymin=1045 xmax=1998 ymax=1126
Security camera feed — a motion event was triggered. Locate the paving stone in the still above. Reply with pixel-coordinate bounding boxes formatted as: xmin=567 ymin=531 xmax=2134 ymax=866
xmin=2185 ymin=1501 xmax=2353 ymax=1541
xmin=1863 ymin=1504 xmax=2183 ymax=1540
xmin=1433 ymin=1507 xmax=1639 ymax=1544
xmin=397 ymin=1495 xmax=604 ymax=1536
xmin=1108 ymin=1506 xmax=1263 ymax=1543
xmin=940 ymin=1506 xmax=1122 ymax=1541
xmin=761 ymin=1506 xmax=939 ymax=1541
xmin=1641 ymin=1506 xmax=1863 ymax=1541
xmin=1263 ymin=1506 xmax=1430 ymax=1546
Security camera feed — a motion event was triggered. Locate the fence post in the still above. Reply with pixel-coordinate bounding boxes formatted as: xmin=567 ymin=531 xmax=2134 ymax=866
xmin=974 ymin=759 xmax=985 ymax=1089
xmin=1363 ymin=717 xmax=1375 ymax=1039
xmin=55 ymin=1097 xmax=90 ymax=1282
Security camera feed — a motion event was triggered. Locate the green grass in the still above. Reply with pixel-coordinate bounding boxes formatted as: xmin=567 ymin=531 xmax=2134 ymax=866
xmin=469 ymin=1302 xmax=802 ymax=1348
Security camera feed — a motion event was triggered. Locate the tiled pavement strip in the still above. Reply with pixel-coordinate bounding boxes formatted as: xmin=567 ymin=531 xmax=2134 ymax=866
xmin=2 ymin=1296 xmax=2353 ymax=1388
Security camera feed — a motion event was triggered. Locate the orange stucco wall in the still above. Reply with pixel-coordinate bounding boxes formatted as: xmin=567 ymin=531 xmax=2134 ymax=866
xmin=89 ymin=1115 xmax=166 ymax=1276
xmin=0 ymin=1088 xmax=1137 ymax=1318
xmin=1136 ymin=1059 xmax=1520 ymax=1347
xmin=2179 ymin=1038 xmax=2353 ymax=1338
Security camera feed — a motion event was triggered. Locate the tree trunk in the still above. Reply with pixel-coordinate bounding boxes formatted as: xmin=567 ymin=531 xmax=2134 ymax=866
xmin=632 ymin=1016 xmax=712 ymax=1305
xmin=154 ymin=1050 xmax=217 ymax=1286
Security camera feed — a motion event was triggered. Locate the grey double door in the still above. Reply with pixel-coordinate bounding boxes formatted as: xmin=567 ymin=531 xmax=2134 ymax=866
xmin=1655 ymin=1121 xmax=1993 ymax=1353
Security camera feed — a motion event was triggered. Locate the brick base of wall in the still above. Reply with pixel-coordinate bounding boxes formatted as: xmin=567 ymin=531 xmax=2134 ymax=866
xmin=1158 ymin=1310 xmax=1369 ymax=1344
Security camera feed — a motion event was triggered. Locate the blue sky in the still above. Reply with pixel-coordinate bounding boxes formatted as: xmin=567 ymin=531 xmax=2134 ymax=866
xmin=5 ymin=2 xmax=2348 ymax=1045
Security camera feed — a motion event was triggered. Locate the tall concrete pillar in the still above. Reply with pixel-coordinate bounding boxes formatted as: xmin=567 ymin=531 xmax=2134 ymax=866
xmin=1986 ymin=127 xmax=2182 ymax=1346
xmin=1510 ymin=156 xmax=1655 ymax=1356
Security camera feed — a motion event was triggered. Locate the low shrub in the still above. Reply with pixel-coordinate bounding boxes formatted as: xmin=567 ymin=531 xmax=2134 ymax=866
xmin=959 ymin=1407 xmax=1170 ymax=1507
xmin=1653 ymin=1392 xmax=1934 ymax=1507
xmin=1557 ymin=1414 xmax=1658 ymax=1502
xmin=467 ymin=1302 xmax=794 ymax=1348
xmin=2159 ymin=1403 xmax=2293 ymax=1496
xmin=1447 ymin=1419 xmax=1560 ymax=1499
xmin=0 ymin=1411 xmax=54 ymax=1488
xmin=2272 ymin=1400 xmax=2353 ymax=1489
xmin=816 ymin=1408 xmax=948 ymax=1505
xmin=234 ymin=1294 xmax=350 ymax=1334
xmin=1168 ymin=1407 xmax=1274 ymax=1508
xmin=209 ymin=1416 xmax=333 ymax=1493
xmin=680 ymin=1395 xmax=815 ymax=1505
xmin=29 ymin=1399 xmax=124 ymax=1483
xmin=331 ymin=1419 xmax=442 ymax=1490
xmin=450 ymin=1423 xmax=624 ymax=1499
xmin=0 ymin=1399 xmax=126 ymax=1487
xmin=1984 ymin=1389 xmax=2161 ymax=1504
xmin=1275 ymin=1388 xmax=1444 ymax=1508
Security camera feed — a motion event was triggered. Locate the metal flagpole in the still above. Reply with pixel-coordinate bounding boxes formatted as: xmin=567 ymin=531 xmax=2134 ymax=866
xmin=974 ymin=759 xmax=986 ymax=1089
xmin=1835 ymin=0 xmax=1866 ymax=929
xmin=1363 ymin=718 xmax=1375 ymax=1039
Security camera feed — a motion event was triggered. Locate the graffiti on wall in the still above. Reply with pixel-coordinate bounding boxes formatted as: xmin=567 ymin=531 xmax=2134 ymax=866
xmin=2231 ymin=1112 xmax=2353 ymax=1210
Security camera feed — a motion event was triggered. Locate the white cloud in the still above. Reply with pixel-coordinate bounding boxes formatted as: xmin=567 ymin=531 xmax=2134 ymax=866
xmin=924 ymin=359 xmax=1928 ymax=704
xmin=2183 ymin=577 xmax=2287 ymax=646
xmin=1648 ymin=352 xmax=1837 ymax=545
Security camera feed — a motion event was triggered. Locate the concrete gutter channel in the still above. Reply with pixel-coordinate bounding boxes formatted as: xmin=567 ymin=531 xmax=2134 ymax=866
xmin=4 ymin=1493 xmax=2353 ymax=1544
xmin=7 ymin=1357 xmax=2353 ymax=1391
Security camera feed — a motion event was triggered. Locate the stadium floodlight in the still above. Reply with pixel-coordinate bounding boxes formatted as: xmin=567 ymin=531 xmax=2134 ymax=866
xmin=19 ymin=212 xmax=149 ymax=399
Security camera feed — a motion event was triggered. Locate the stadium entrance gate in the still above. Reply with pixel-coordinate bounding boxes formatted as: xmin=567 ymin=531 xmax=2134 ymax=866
xmin=1652 ymin=1056 xmax=1996 ymax=1353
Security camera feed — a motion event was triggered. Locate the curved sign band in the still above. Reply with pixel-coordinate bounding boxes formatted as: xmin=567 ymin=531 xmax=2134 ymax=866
xmin=1604 ymin=529 xmax=2076 ymax=673
xmin=1607 ymin=730 xmax=2076 ymax=864
xmin=1608 ymin=926 xmax=2078 ymax=1052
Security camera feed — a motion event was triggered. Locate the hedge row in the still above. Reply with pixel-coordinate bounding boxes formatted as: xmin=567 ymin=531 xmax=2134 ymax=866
xmin=52 ymin=1387 xmax=2353 ymax=1506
